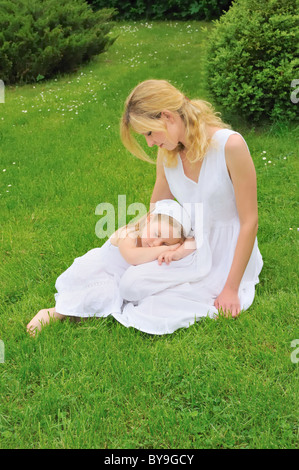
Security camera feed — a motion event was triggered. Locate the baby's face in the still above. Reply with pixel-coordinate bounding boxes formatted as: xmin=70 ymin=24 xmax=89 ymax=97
xmin=140 ymin=216 xmax=182 ymax=248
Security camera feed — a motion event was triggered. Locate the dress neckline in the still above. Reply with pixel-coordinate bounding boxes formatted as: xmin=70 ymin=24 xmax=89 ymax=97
xmin=178 ymin=154 xmax=205 ymax=185
xmin=178 ymin=129 xmax=224 ymax=185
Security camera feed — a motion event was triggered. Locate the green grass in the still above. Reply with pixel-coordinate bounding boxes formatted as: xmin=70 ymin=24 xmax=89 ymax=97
xmin=0 ymin=21 xmax=298 ymax=449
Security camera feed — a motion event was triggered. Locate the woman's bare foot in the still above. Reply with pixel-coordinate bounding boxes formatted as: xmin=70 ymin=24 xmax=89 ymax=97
xmin=26 ymin=307 xmax=64 ymax=337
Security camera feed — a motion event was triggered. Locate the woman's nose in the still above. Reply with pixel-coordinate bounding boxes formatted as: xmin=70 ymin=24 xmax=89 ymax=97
xmin=145 ymin=135 xmax=154 ymax=147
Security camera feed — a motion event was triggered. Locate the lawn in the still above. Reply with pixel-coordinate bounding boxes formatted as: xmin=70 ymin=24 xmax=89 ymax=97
xmin=0 ymin=20 xmax=298 ymax=449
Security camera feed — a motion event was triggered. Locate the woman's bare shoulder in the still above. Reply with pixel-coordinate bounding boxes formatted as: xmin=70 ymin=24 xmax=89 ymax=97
xmin=225 ymin=133 xmax=256 ymax=185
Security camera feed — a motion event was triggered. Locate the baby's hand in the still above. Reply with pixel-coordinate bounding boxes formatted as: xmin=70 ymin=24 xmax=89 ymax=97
xmin=158 ymin=244 xmax=182 ymax=265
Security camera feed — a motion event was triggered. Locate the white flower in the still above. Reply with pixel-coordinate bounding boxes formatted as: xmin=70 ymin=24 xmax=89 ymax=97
xmin=268 ymin=160 xmax=272 ymax=163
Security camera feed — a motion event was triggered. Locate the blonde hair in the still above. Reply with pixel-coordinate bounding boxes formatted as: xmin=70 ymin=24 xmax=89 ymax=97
xmin=117 ymin=209 xmax=186 ymax=244
xmin=120 ymin=79 xmax=231 ymax=167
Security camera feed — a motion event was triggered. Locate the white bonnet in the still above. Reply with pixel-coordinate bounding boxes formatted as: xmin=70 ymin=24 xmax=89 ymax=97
xmin=152 ymin=199 xmax=192 ymax=237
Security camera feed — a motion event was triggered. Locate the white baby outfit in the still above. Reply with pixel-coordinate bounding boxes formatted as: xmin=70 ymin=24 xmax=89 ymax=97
xmin=55 ymin=129 xmax=263 ymax=334
xmin=112 ymin=129 xmax=263 ymax=333
xmin=54 ymin=240 xmax=131 ymax=318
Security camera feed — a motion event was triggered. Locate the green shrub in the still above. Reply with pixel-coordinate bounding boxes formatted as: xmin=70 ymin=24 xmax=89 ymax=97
xmin=0 ymin=0 xmax=117 ymax=85
xmin=88 ymin=0 xmax=233 ymax=21
xmin=206 ymin=0 xmax=299 ymax=124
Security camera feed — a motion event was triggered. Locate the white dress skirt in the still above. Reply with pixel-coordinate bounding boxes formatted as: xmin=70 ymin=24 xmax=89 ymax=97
xmin=54 ymin=239 xmax=130 ymax=318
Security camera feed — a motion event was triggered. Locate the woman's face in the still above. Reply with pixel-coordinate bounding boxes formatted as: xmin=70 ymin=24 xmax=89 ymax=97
xmin=143 ymin=111 xmax=185 ymax=151
xmin=143 ymin=130 xmax=177 ymax=151
xmin=140 ymin=216 xmax=182 ymax=247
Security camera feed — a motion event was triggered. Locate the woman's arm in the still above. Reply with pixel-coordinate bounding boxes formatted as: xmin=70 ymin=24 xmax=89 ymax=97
xmin=214 ymin=134 xmax=258 ymax=317
xmin=118 ymin=236 xmax=180 ymax=266
xmin=150 ymin=150 xmax=174 ymax=204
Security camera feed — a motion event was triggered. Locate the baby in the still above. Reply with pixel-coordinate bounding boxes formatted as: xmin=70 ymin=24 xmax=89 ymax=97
xmin=27 ymin=199 xmax=194 ymax=336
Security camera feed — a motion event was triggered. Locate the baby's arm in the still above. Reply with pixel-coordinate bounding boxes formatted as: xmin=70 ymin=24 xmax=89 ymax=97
xmin=118 ymin=236 xmax=180 ymax=265
xmin=158 ymin=237 xmax=197 ymax=265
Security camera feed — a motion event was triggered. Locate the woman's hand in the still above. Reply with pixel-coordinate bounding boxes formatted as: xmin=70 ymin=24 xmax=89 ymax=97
xmin=214 ymin=287 xmax=241 ymax=318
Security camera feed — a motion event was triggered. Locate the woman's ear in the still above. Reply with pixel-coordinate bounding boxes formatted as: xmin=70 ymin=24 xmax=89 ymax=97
xmin=161 ymin=110 xmax=175 ymax=122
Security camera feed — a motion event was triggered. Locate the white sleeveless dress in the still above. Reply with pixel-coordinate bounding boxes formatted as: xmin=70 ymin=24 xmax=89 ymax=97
xmin=112 ymin=129 xmax=263 ymax=334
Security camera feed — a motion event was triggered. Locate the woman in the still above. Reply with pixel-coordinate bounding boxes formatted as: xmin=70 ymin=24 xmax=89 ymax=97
xmin=113 ymin=79 xmax=263 ymax=334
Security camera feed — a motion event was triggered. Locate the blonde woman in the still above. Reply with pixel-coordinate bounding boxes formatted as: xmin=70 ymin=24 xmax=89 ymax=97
xmin=27 ymin=200 xmax=192 ymax=336
xmin=116 ymin=79 xmax=263 ymax=333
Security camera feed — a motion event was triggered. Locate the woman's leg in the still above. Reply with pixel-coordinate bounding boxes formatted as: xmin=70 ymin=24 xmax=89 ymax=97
xmin=119 ymin=248 xmax=211 ymax=302
xmin=26 ymin=307 xmax=65 ymax=337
